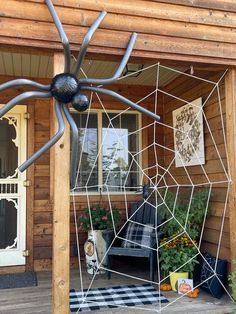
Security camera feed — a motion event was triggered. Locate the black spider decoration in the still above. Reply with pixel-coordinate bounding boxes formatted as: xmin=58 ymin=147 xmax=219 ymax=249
xmin=0 ymin=0 xmax=160 ymax=187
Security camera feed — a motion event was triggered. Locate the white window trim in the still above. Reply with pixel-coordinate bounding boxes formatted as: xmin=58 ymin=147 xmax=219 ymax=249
xmin=70 ymin=108 xmax=142 ymax=195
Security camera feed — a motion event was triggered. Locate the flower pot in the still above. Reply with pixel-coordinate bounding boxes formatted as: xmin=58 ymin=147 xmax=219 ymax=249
xmin=169 ymin=272 xmax=189 ymax=291
xmin=84 ymin=230 xmax=107 ymax=275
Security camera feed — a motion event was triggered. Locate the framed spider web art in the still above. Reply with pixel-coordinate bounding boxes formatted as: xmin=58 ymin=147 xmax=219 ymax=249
xmin=172 ymin=97 xmax=205 ymax=167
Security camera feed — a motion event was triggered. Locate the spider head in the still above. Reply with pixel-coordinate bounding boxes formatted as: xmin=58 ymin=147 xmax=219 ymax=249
xmin=71 ymin=93 xmax=90 ymax=112
xmin=51 ymin=73 xmax=79 ymax=103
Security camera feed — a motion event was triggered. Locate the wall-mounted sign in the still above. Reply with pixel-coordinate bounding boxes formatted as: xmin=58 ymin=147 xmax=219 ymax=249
xmin=173 ymin=98 xmax=205 ymax=167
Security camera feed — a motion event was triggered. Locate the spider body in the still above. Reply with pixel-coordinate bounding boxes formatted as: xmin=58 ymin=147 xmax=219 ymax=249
xmin=0 ymin=0 xmax=160 ymax=188
xmin=71 ymin=93 xmax=90 ymax=112
xmin=50 ymin=73 xmax=89 ymax=112
xmin=50 ymin=73 xmax=79 ymax=104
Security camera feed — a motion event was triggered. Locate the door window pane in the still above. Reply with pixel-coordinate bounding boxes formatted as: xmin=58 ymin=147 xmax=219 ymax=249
xmin=0 ymin=118 xmax=18 ymax=178
xmin=0 ymin=199 xmax=17 ymax=249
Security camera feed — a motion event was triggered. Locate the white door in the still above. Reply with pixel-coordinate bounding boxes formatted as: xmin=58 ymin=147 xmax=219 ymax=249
xmin=0 ymin=106 xmax=27 ymax=266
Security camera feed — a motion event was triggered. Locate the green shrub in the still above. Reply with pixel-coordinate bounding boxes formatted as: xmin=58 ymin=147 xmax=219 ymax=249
xmin=229 ymin=260 xmax=236 ymax=303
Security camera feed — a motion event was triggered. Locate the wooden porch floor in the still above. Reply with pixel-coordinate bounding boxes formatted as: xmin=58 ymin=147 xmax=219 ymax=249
xmin=0 ymin=264 xmax=235 ymax=314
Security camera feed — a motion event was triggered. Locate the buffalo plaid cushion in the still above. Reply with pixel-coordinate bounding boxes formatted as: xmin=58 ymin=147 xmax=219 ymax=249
xmin=121 ymin=223 xmax=153 ymax=248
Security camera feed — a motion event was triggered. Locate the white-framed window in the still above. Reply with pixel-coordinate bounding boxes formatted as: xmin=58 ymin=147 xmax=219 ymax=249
xmin=71 ymin=110 xmax=141 ymax=193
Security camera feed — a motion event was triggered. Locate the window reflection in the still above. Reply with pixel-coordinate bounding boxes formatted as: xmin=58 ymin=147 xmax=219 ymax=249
xmin=102 ymin=113 xmax=139 ymax=192
xmin=72 ymin=113 xmax=98 ymax=191
xmin=72 ymin=111 xmax=139 ymax=192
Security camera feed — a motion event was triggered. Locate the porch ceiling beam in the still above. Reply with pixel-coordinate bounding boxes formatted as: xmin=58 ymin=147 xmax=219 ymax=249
xmin=225 ymin=69 xmax=236 ymax=271
xmin=1 ymin=1 xmax=236 ymax=66
xmin=1 ymin=17 xmax=236 ymax=61
xmin=1 ymin=37 xmax=236 ymax=67
xmin=50 ymin=52 xmax=70 ymax=314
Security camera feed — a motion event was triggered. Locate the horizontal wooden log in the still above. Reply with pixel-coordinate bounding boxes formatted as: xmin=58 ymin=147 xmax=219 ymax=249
xmin=2 ymin=1 xmax=236 ymax=45
xmin=34 ymin=233 xmax=87 ymax=247
xmin=155 ymin=0 xmax=236 ymax=13
xmin=209 ymin=201 xmax=229 ymax=218
xmin=0 ymin=266 xmax=26 ymax=274
xmin=205 ymin=216 xmax=229 ymax=232
xmin=25 ymin=0 xmax=236 ymax=24
xmin=0 ymin=0 xmax=235 ymax=65
xmin=35 ymin=165 xmax=50 ymax=177
xmin=1 ymin=2 xmax=236 ymax=66
xmin=34 ymin=224 xmax=53 ymax=236
xmin=1 ymin=16 xmax=236 ymax=60
xmin=34 ymin=212 xmax=53 ymax=224
xmin=34 ymin=257 xmax=79 ymax=271
xmin=34 ymin=245 xmax=75 ymax=259
xmin=2 ymin=34 xmax=236 ymax=66
xmin=34 ymin=200 xmax=52 ymax=212
xmin=35 ymin=177 xmax=50 ymax=189
xmin=203 ymin=228 xmax=230 ymax=248
xmin=164 ymin=171 xmax=229 ymax=182
xmin=200 ymin=241 xmax=230 ymax=260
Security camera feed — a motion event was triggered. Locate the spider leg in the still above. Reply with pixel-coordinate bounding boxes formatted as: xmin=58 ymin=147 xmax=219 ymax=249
xmin=46 ymin=0 xmax=71 ymax=73
xmin=0 ymin=79 xmax=50 ymax=92
xmin=62 ymin=104 xmax=79 ymax=188
xmin=0 ymin=91 xmax=51 ymax=119
xmin=79 ymin=32 xmax=137 ymax=85
xmin=73 ymin=11 xmax=107 ymax=76
xmin=81 ymin=86 xmax=160 ymax=122
xmin=18 ymin=100 xmax=64 ymax=172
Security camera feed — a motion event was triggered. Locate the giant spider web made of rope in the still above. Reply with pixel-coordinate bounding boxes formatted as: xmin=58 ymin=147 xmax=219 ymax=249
xmin=72 ymin=62 xmax=233 ymax=313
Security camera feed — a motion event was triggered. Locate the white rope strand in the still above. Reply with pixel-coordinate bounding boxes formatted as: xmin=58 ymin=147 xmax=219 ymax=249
xmin=71 ymin=61 xmax=231 ymax=313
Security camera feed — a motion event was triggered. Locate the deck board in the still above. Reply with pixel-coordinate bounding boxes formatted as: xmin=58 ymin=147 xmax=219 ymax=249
xmin=0 ymin=266 xmax=235 ymax=314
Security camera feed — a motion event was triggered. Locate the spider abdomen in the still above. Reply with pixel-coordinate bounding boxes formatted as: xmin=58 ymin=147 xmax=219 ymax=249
xmin=51 ymin=73 xmax=79 ymax=103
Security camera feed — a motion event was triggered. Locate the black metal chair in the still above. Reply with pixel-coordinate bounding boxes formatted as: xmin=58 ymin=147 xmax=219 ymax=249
xmin=103 ymin=193 xmax=162 ymax=282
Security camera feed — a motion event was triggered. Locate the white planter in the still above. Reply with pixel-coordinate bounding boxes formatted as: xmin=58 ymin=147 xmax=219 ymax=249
xmin=84 ymin=230 xmax=107 ymax=275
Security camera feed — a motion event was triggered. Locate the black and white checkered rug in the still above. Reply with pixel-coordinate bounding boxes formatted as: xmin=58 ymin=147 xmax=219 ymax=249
xmin=70 ymin=283 xmax=168 ymax=312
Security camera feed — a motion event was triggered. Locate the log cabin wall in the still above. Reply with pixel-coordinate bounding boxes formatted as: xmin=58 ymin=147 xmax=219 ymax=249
xmin=1 ymin=1 xmax=236 ymax=66
xmin=33 ymin=83 xmax=157 ymax=271
xmin=161 ymin=70 xmax=230 ymax=261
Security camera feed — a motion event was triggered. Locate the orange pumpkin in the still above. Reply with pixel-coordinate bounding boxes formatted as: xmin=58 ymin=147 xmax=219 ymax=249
xmin=178 ymin=280 xmax=192 ymax=294
xmin=160 ymin=283 xmax=172 ymax=291
xmin=187 ymin=289 xmax=200 ymax=298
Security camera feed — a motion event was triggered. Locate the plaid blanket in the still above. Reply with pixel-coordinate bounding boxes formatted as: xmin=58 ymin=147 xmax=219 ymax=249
xmin=70 ymin=283 xmax=168 ymax=312
xmin=121 ymin=223 xmax=153 ymax=248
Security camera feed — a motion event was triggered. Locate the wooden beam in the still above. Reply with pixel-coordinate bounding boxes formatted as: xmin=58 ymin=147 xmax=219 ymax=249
xmin=24 ymin=0 xmax=236 ymax=15
xmin=2 ymin=1 xmax=236 ymax=66
xmin=4 ymin=1 xmax=236 ymax=45
xmin=2 ymin=16 xmax=236 ymax=61
xmin=225 ymin=69 xmax=236 ymax=268
xmin=26 ymin=104 xmax=35 ymax=271
xmin=51 ymin=53 xmax=70 ymax=314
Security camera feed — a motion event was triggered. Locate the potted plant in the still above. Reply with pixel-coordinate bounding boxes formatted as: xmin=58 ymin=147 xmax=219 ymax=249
xmin=160 ymin=233 xmax=198 ymax=290
xmin=159 ymin=189 xmax=210 ymax=290
xmin=79 ymin=204 xmax=120 ymax=274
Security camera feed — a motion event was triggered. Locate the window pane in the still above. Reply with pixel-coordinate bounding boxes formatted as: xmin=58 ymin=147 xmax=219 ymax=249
xmin=102 ymin=113 xmax=139 ymax=192
xmin=72 ymin=113 xmax=98 ymax=191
